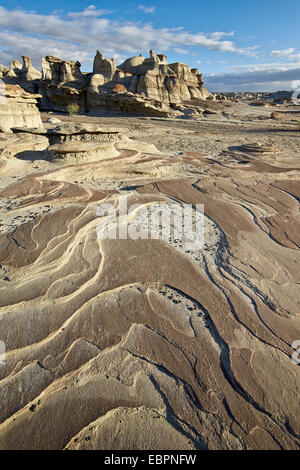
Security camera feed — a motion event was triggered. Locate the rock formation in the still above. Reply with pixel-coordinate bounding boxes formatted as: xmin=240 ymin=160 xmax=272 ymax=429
xmin=86 ymin=50 xmax=209 ymax=116
xmin=41 ymin=56 xmax=87 ymax=86
xmin=239 ymin=142 xmax=279 ymax=154
xmin=0 ymin=84 xmax=43 ymax=132
xmin=38 ymin=56 xmax=89 ymax=112
xmin=49 ymin=141 xmax=119 ymax=163
xmin=96 ymin=49 xmax=209 ymax=103
xmin=0 ymin=61 xmax=22 ymax=80
xmin=0 ymin=50 xmax=210 ymax=116
xmin=0 ymin=65 xmax=9 ymax=78
xmin=11 ymin=123 xmax=126 ymax=163
xmin=20 ymin=56 xmax=42 ymax=83
xmin=0 ymin=132 xmax=48 ymax=160
xmin=93 ymin=50 xmax=117 ymax=80
xmin=0 ymin=57 xmax=42 ymax=94
xmin=46 ymin=123 xmax=123 ymax=144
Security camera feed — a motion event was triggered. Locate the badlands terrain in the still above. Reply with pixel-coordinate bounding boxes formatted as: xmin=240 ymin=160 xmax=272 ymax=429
xmin=0 ymin=87 xmax=300 ymax=450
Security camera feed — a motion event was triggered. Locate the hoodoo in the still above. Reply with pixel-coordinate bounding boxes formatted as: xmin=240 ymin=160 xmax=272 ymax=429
xmin=0 ymin=50 xmax=210 ymax=116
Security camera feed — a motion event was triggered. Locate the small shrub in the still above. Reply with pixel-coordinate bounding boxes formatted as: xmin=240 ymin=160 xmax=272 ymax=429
xmin=66 ymin=102 xmax=80 ymax=115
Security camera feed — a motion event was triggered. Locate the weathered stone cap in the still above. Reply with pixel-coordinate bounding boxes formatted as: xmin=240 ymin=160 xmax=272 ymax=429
xmin=48 ymin=123 xmax=121 ymax=135
xmin=3 ymin=84 xmax=42 ymax=100
xmin=12 ymin=123 xmax=121 ymax=137
xmin=239 ymin=142 xmax=279 ymax=153
xmin=11 ymin=127 xmax=48 ymax=134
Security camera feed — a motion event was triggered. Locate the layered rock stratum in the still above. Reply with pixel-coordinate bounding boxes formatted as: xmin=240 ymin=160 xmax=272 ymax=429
xmin=0 ymin=84 xmax=43 ymax=132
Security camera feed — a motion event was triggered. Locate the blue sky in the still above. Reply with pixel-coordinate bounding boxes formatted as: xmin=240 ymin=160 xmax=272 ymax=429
xmin=0 ymin=0 xmax=300 ymax=90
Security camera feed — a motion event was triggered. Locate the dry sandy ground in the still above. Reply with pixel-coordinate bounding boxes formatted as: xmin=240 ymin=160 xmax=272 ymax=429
xmin=0 ymin=101 xmax=299 ymax=450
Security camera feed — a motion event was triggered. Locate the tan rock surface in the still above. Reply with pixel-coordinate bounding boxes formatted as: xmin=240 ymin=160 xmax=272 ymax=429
xmin=0 ymin=132 xmax=48 ymax=159
xmin=0 ymin=84 xmax=43 ymax=132
xmin=49 ymin=141 xmax=119 ymax=162
xmin=66 ymin=407 xmax=197 ymax=450
xmin=0 ymin=104 xmax=299 ymax=450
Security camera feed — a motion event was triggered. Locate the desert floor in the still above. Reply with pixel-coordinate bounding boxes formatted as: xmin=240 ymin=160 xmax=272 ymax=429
xmin=0 ymin=101 xmax=299 ymax=450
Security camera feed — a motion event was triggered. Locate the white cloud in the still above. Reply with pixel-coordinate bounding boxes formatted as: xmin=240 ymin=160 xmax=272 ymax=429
xmin=227 ymin=62 xmax=299 ymax=73
xmin=4 ymin=4 xmax=297 ymax=91
xmin=205 ymin=64 xmax=300 ymax=92
xmin=138 ymin=5 xmax=156 ymax=14
xmin=286 ymin=53 xmax=300 ymax=63
xmin=270 ymin=48 xmax=295 ymax=57
xmin=67 ymin=5 xmax=114 ymax=18
xmin=210 ymin=31 xmax=235 ymax=40
xmin=0 ymin=5 xmax=257 ymax=70
xmin=173 ymin=48 xmax=188 ymax=54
